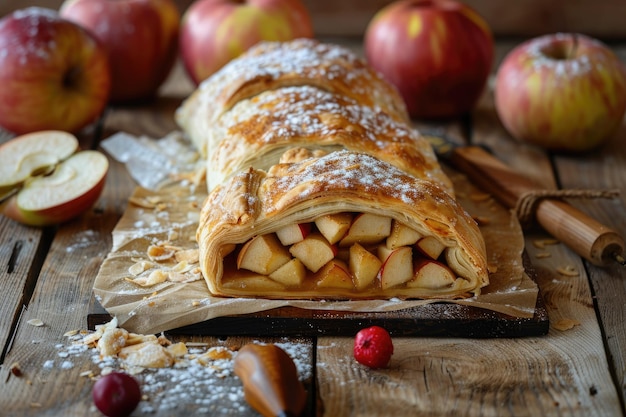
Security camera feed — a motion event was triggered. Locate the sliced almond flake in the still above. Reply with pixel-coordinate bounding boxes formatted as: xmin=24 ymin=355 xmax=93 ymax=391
xmin=63 ymin=329 xmax=79 ymax=337
xmin=27 ymin=319 xmax=44 ymax=327
xmin=469 ymin=191 xmax=491 ymax=202
xmin=147 ymin=245 xmax=176 ymax=262
xmin=128 ymin=260 xmax=154 ymax=276
xmin=126 ymin=366 xmax=146 ymax=375
xmin=168 ymin=229 xmax=180 ymax=241
xmin=128 ymin=196 xmax=157 ymax=209
xmin=101 ymin=366 xmax=114 ymax=376
xmin=532 ymin=238 xmax=560 ymax=249
xmin=132 ymin=269 xmax=168 ymax=286
xmin=168 ymin=271 xmax=189 ymax=282
xmin=553 ymin=318 xmax=581 ymax=331
xmin=97 ymin=327 xmax=129 ymax=357
xmin=556 ymin=265 xmax=579 ymax=277
xmin=191 ymin=300 xmax=201 ymax=307
xmin=174 ymin=249 xmax=200 ymax=264
xmin=535 ymin=252 xmax=552 ymax=259
xmin=171 ymin=260 xmax=193 ymax=273
xmin=126 ymin=333 xmax=158 ymax=346
xmin=80 ymin=370 xmax=94 ymax=378
xmin=167 ymin=342 xmax=188 ymax=358
xmin=119 ymin=341 xmax=174 ymax=368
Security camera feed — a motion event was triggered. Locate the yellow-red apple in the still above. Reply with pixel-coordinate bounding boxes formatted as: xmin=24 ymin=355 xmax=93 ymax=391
xmin=495 ymin=33 xmax=626 ymax=152
xmin=179 ymin=0 xmax=314 ymax=85
xmin=0 ymin=8 xmax=111 ymax=135
xmin=2 ymin=149 xmax=109 ymax=226
xmin=60 ymin=0 xmax=180 ymax=103
xmin=364 ymin=0 xmax=493 ymax=119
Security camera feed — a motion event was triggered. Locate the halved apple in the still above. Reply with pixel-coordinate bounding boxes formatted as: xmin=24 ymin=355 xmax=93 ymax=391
xmin=275 ymin=223 xmax=312 ymax=246
xmin=315 ymin=213 xmax=353 ymax=244
xmin=289 ymin=233 xmax=337 ymax=273
xmin=0 ymin=130 xmax=79 ymax=199
xmin=339 ymin=213 xmax=392 ymax=247
xmin=408 ymin=259 xmax=456 ymax=289
xmin=237 ymin=234 xmax=291 ymax=275
xmin=315 ymin=259 xmax=354 ymax=289
xmin=377 ymin=246 xmax=413 ymax=289
xmin=268 ymin=257 xmax=307 ymax=286
xmin=349 ymin=243 xmax=383 ymax=290
xmin=415 ymin=236 xmax=446 ymax=260
xmin=2 ymin=150 xmax=108 ymax=226
xmin=386 ymin=220 xmax=421 ymax=249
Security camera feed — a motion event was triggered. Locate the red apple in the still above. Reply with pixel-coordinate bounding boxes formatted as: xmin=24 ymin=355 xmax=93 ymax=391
xmin=494 ymin=33 xmax=626 ymax=152
xmin=364 ymin=0 xmax=493 ymax=119
xmin=60 ymin=0 xmax=180 ymax=103
xmin=0 ymin=7 xmax=111 ymax=135
xmin=179 ymin=0 xmax=314 ymax=85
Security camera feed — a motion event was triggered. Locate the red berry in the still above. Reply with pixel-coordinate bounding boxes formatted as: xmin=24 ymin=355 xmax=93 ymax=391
xmin=92 ymin=372 xmax=141 ymax=417
xmin=353 ymin=325 xmax=394 ymax=369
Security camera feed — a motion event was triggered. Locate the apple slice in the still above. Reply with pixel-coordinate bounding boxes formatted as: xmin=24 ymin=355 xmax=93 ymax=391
xmin=269 ymin=258 xmax=307 ymax=287
xmin=314 ymin=213 xmax=353 ymax=244
xmin=315 ymin=259 xmax=354 ymax=289
xmin=0 ymin=131 xmax=79 ymax=198
xmin=2 ymin=150 xmax=108 ymax=226
xmin=339 ymin=213 xmax=392 ymax=247
xmin=377 ymin=246 xmax=413 ymax=290
xmin=275 ymin=223 xmax=312 ymax=246
xmin=222 ymin=274 xmax=286 ymax=292
xmin=349 ymin=243 xmax=383 ymax=290
xmin=386 ymin=220 xmax=421 ymax=249
xmin=289 ymin=233 xmax=337 ymax=273
xmin=236 ymin=234 xmax=291 ymax=275
xmin=415 ymin=236 xmax=446 ymax=260
xmin=408 ymin=259 xmax=456 ymax=289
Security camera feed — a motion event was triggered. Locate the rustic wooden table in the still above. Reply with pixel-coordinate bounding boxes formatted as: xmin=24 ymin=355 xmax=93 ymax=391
xmin=1 ymin=38 xmax=625 ymax=417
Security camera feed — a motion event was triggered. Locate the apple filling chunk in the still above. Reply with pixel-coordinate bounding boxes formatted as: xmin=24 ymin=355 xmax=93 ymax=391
xmin=226 ymin=214 xmax=466 ymax=296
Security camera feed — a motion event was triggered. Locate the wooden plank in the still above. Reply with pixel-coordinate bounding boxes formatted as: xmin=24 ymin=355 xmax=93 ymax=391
xmin=550 ymin=105 xmax=626 ymax=405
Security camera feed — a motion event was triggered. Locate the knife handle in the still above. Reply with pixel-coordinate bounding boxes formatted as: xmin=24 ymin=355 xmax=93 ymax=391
xmin=450 ymin=146 xmax=624 ymax=266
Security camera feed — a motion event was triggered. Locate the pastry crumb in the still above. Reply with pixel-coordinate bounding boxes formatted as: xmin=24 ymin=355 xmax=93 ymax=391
xmin=556 ymin=266 xmax=579 ymax=277
xmin=553 ymin=318 xmax=581 ymax=331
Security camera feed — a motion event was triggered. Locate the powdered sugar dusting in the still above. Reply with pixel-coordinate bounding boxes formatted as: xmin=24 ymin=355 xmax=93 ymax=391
xmin=267 ymin=150 xmax=446 ymax=207
xmin=191 ymin=38 xmax=405 ymax=123
xmin=0 ymin=8 xmax=66 ymax=66
xmin=524 ymin=33 xmax=603 ymax=77
xmin=45 ymin=329 xmax=312 ymax=415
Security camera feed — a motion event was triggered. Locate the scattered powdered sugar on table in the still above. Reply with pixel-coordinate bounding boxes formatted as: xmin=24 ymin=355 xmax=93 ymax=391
xmin=48 ymin=329 xmax=312 ymax=415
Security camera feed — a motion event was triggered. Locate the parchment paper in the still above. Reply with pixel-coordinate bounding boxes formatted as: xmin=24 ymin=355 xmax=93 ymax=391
xmin=95 ymin=136 xmax=539 ymax=334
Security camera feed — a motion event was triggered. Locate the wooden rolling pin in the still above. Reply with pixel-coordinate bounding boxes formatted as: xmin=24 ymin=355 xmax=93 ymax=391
xmin=234 ymin=343 xmax=307 ymax=417
xmin=440 ymin=143 xmax=624 ymax=266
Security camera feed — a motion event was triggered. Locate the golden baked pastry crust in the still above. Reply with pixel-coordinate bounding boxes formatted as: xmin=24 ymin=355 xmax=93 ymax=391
xmin=176 ymin=38 xmax=409 ymax=156
xmin=207 ymin=85 xmax=454 ymax=195
xmin=197 ymin=151 xmax=489 ymax=300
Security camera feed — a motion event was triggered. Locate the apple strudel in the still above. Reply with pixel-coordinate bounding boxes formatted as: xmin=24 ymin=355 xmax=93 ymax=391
xmin=197 ymin=150 xmax=489 ymax=300
xmin=206 ymin=84 xmax=454 ymax=195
